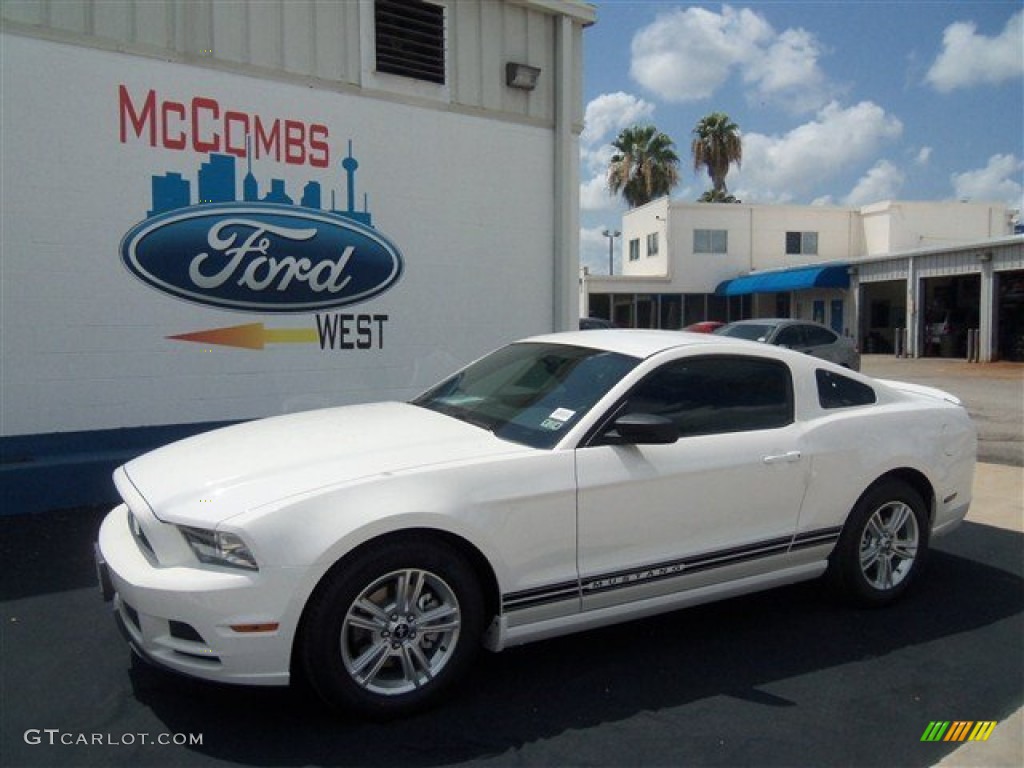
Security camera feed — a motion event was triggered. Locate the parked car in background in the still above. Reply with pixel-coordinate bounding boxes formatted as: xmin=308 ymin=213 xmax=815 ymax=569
xmin=96 ymin=330 xmax=973 ymax=717
xmin=580 ymin=316 xmax=616 ymax=330
xmin=924 ymin=308 xmax=970 ymax=357
xmin=716 ymin=319 xmax=860 ymax=370
xmin=682 ymin=321 xmax=726 ymax=333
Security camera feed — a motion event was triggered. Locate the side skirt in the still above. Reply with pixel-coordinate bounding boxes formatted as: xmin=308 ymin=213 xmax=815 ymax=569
xmin=483 ymin=559 xmax=828 ymax=652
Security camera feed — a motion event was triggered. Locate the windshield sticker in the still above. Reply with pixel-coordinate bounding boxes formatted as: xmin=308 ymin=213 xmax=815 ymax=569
xmin=540 ymin=418 xmax=566 ymax=432
xmin=549 ymin=408 xmax=576 ymax=422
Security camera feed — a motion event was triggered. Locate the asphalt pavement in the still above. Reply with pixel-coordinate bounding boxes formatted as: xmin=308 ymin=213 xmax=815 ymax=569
xmin=1 ymin=357 xmax=1021 ymax=768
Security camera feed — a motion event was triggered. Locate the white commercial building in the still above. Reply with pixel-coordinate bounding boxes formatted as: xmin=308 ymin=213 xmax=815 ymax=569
xmin=583 ymin=197 xmax=1022 ymax=362
xmin=0 ymin=0 xmax=595 ymax=512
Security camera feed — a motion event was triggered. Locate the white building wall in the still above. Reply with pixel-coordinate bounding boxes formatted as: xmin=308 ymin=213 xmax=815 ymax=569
xmin=860 ymin=201 xmax=1012 ymax=255
xmin=749 ymin=205 xmax=859 ymax=270
xmin=620 ymin=198 xmax=669 ymax=276
xmin=0 ymin=1 xmax=594 ymax=438
xmin=1 ymin=0 xmax=589 ymax=127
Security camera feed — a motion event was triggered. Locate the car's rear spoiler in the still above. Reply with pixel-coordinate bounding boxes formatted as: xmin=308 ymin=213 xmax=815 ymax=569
xmin=876 ymin=379 xmax=963 ymax=406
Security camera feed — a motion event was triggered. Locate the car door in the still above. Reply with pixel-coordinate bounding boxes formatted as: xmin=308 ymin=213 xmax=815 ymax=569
xmin=574 ymin=353 xmax=809 ymax=612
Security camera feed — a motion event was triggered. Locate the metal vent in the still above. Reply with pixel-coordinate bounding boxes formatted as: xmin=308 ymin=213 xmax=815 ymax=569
xmin=375 ymin=0 xmax=446 ymax=85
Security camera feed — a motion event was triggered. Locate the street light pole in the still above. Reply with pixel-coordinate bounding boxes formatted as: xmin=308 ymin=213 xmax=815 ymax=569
xmin=601 ymin=228 xmax=620 ymax=275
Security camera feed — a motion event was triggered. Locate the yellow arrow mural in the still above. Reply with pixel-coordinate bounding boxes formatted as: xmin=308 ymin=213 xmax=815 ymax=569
xmin=168 ymin=323 xmax=318 ymax=350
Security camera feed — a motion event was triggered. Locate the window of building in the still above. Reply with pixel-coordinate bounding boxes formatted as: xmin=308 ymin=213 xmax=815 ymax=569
xmin=646 ymin=232 xmax=659 ymax=257
xmin=816 ymin=369 xmax=876 ymax=409
xmin=613 ymin=355 xmax=794 ymax=438
xmin=693 ymin=229 xmax=728 ymax=254
xmin=375 ymin=0 xmax=446 ymax=85
xmin=785 ymin=231 xmax=818 ymax=256
xmin=628 ymin=238 xmax=641 ymax=261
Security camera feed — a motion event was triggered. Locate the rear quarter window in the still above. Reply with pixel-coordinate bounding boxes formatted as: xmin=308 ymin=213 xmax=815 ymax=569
xmin=816 ymin=369 xmax=877 ymax=409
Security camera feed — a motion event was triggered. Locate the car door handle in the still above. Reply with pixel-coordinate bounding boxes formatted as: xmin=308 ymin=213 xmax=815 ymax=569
xmin=763 ymin=451 xmax=802 ymax=465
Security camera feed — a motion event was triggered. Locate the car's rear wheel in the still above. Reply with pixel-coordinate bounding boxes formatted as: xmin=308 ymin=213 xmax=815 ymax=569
xmin=829 ymin=479 xmax=929 ymax=606
xmin=298 ymin=537 xmax=484 ymax=718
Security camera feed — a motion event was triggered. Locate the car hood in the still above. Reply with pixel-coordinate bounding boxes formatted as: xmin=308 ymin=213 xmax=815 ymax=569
xmin=121 ymin=402 xmax=528 ymax=527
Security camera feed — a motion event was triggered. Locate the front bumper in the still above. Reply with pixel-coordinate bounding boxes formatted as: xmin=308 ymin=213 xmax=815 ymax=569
xmin=96 ymin=504 xmax=304 ymax=686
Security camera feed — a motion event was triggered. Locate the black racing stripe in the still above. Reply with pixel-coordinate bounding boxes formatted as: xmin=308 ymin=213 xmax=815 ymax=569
xmin=791 ymin=526 xmax=843 ymax=551
xmin=501 ymin=527 xmax=842 ymax=611
xmin=582 ymin=535 xmax=794 ymax=595
xmin=502 ymin=580 xmax=580 ymax=612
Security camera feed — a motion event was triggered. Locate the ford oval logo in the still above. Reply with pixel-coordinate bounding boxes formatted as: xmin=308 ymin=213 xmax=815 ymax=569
xmin=120 ymin=204 xmax=403 ymax=312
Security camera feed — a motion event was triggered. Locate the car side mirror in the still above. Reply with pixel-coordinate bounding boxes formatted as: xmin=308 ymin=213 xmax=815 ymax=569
xmin=610 ymin=413 xmax=678 ymax=445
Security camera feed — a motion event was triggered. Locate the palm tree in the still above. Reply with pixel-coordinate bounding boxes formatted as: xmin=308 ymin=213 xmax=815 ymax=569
xmin=691 ymin=112 xmax=742 ymax=201
xmin=698 ymin=189 xmax=740 ymax=203
xmin=607 ymin=125 xmax=680 ymax=208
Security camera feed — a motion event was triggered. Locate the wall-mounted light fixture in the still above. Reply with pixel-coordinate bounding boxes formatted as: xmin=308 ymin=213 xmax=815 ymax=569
xmin=978 ymin=252 xmax=993 ymax=263
xmin=506 ymin=62 xmax=541 ymax=90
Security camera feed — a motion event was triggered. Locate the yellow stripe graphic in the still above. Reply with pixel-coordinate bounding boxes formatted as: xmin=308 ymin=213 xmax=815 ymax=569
xmin=968 ymin=722 xmax=996 ymax=742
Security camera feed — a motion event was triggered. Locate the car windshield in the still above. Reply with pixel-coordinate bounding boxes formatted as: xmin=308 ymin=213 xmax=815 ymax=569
xmin=413 ymin=342 xmax=639 ymax=449
xmin=717 ymin=323 xmax=775 ymax=341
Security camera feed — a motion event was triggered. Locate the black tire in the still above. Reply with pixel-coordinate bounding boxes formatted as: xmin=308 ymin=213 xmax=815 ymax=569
xmin=828 ymin=479 xmax=929 ymax=607
xmin=298 ymin=537 xmax=484 ymax=718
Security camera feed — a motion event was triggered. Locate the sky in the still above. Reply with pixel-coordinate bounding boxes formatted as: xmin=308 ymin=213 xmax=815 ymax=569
xmin=578 ymin=1 xmax=1024 ymax=273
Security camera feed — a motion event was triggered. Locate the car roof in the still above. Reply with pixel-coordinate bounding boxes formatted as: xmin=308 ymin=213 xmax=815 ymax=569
xmin=724 ymin=318 xmax=793 ymax=326
xmin=521 ymin=329 xmax=738 ymax=359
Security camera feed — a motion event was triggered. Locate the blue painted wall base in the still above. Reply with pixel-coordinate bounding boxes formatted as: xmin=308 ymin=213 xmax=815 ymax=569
xmin=1 ymin=422 xmax=239 ymax=515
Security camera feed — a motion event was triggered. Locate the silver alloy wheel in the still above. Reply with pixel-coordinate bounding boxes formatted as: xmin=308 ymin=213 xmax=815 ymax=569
xmin=340 ymin=568 xmax=461 ymax=696
xmin=858 ymin=500 xmax=920 ymax=590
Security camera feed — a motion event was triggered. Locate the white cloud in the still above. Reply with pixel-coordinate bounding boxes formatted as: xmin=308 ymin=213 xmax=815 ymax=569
xmin=581 ymin=92 xmax=655 ymax=146
xmin=926 ymin=10 xmax=1024 ymax=92
xmin=629 ymin=5 xmax=830 ymax=111
xmin=915 ymin=147 xmax=933 ymax=166
xmin=733 ymin=101 xmax=903 ymax=202
xmin=843 ymin=160 xmax=906 ymax=206
xmin=746 ymin=27 xmax=831 ymax=111
xmin=580 ymin=172 xmax=619 ymax=212
xmin=951 ymin=154 xmax=1024 ymax=210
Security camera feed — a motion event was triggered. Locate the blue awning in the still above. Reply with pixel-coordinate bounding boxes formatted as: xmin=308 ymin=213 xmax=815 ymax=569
xmin=715 ymin=264 xmax=849 ymax=296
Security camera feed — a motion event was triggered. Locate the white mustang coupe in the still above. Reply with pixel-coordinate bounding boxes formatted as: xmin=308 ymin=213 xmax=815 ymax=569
xmin=96 ymin=330 xmax=976 ymax=717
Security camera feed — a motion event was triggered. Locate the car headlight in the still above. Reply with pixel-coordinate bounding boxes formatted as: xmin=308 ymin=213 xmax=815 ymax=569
xmin=179 ymin=526 xmax=259 ymax=571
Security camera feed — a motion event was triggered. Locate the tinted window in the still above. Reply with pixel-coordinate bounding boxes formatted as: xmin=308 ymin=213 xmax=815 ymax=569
xmin=615 ymin=356 xmax=794 ymax=438
xmin=775 ymin=325 xmax=804 ymax=347
xmin=804 ymin=325 xmax=838 ymax=346
xmin=816 ymin=369 xmax=876 ymax=409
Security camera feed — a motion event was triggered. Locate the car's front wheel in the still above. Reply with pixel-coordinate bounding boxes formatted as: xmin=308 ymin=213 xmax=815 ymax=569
xmin=829 ymin=479 xmax=929 ymax=606
xmin=298 ymin=537 xmax=484 ymax=717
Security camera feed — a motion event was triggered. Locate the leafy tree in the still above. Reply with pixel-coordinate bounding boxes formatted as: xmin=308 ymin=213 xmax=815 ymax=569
xmin=607 ymin=125 xmax=681 ymax=208
xmin=691 ymin=112 xmax=742 ymax=201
